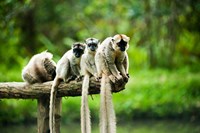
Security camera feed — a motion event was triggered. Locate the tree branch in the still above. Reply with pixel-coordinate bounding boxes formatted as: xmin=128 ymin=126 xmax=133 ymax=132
xmin=0 ymin=77 xmax=126 ymax=99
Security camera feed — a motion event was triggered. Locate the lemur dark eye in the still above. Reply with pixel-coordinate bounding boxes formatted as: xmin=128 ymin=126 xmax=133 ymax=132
xmin=88 ymin=43 xmax=97 ymax=47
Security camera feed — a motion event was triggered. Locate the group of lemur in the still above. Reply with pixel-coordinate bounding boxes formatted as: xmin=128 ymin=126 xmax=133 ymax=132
xmin=22 ymin=34 xmax=130 ymax=133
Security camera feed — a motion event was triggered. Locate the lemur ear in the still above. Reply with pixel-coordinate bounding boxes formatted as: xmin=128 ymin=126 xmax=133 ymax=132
xmin=126 ymin=36 xmax=130 ymax=42
xmin=111 ymin=38 xmax=115 ymax=43
xmin=98 ymin=41 xmax=101 ymax=45
xmin=71 ymin=43 xmax=75 ymax=49
xmin=85 ymin=38 xmax=90 ymax=43
xmin=96 ymin=39 xmax=100 ymax=45
xmin=83 ymin=43 xmax=86 ymax=49
xmin=121 ymin=34 xmax=130 ymax=42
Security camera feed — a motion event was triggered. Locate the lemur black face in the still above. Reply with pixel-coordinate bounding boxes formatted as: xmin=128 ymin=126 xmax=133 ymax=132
xmin=85 ymin=38 xmax=99 ymax=52
xmin=88 ymin=43 xmax=98 ymax=51
xmin=73 ymin=48 xmax=84 ymax=58
xmin=73 ymin=43 xmax=85 ymax=58
xmin=117 ymin=39 xmax=127 ymax=51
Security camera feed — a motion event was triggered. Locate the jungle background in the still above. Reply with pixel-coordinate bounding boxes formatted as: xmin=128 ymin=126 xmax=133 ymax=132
xmin=0 ymin=0 xmax=200 ymax=133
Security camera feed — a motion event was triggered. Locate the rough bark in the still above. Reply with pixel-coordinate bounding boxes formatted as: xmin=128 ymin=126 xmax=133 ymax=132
xmin=0 ymin=77 xmax=126 ymax=99
xmin=37 ymin=97 xmax=62 ymax=133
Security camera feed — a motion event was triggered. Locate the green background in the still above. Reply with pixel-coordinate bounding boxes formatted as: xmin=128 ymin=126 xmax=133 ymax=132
xmin=0 ymin=0 xmax=200 ymax=126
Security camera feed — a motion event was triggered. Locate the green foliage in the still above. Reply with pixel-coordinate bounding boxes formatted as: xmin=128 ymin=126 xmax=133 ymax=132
xmin=115 ymin=69 xmax=200 ymax=120
xmin=0 ymin=0 xmax=200 ymax=70
xmin=0 ymin=100 xmax=37 ymax=125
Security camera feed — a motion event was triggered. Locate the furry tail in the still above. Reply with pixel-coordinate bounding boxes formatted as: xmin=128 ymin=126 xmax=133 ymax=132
xmin=49 ymin=77 xmax=60 ymax=133
xmin=100 ymin=74 xmax=116 ymax=133
xmin=81 ymin=74 xmax=91 ymax=133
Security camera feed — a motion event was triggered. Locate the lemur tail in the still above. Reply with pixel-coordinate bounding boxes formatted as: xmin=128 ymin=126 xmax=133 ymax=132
xmin=81 ymin=74 xmax=91 ymax=133
xmin=49 ymin=76 xmax=60 ymax=133
xmin=100 ymin=74 xmax=116 ymax=133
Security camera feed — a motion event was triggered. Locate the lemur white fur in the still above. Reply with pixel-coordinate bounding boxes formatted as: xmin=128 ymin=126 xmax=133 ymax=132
xmin=95 ymin=34 xmax=130 ymax=133
xmin=49 ymin=43 xmax=85 ymax=133
xmin=80 ymin=38 xmax=99 ymax=133
xmin=22 ymin=51 xmax=56 ymax=84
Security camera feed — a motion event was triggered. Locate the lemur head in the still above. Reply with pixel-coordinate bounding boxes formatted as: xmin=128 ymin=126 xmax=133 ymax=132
xmin=40 ymin=50 xmax=53 ymax=59
xmin=72 ymin=42 xmax=85 ymax=58
xmin=85 ymin=38 xmax=99 ymax=52
xmin=112 ymin=34 xmax=130 ymax=52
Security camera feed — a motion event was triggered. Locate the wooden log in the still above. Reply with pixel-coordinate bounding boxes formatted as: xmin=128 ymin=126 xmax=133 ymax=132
xmin=37 ymin=97 xmax=62 ymax=133
xmin=0 ymin=78 xmax=127 ymax=133
xmin=37 ymin=97 xmax=49 ymax=133
xmin=0 ymin=78 xmax=126 ymax=99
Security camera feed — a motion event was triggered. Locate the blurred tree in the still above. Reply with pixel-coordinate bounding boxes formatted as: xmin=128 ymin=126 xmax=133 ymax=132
xmin=0 ymin=0 xmax=199 ymax=71
xmin=17 ymin=1 xmax=37 ymax=54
